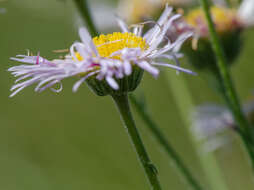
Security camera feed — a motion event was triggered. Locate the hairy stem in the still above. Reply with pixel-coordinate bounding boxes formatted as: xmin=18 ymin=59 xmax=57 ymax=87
xmin=112 ymin=94 xmax=162 ymax=190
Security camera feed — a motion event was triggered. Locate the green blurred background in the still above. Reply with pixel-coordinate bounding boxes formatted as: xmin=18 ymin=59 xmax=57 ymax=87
xmin=1 ymin=0 xmax=254 ymax=189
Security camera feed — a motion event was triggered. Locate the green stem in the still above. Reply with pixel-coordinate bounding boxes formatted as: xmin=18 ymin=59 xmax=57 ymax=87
xmin=73 ymin=0 xmax=98 ymax=37
xmin=237 ymin=0 xmax=243 ymax=6
xmin=225 ymin=0 xmax=232 ymax=7
xmin=199 ymin=0 xmax=254 ymax=168
xmin=239 ymin=132 xmax=254 ymax=171
xmin=129 ymin=94 xmax=203 ymax=190
xmin=112 ymin=94 xmax=162 ymax=190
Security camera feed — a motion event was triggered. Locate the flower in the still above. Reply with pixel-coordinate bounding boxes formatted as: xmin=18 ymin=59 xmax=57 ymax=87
xmin=169 ymin=1 xmax=254 ymax=42
xmin=192 ymin=98 xmax=254 ymax=152
xmin=184 ymin=6 xmax=240 ymax=38
xmin=165 ymin=4 xmax=252 ymax=70
xmin=192 ymin=104 xmax=234 ymax=138
xmin=8 ymin=5 xmax=194 ymax=97
xmin=117 ymin=0 xmax=235 ymax=24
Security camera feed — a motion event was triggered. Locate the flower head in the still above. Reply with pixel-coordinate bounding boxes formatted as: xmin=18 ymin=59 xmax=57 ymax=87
xmin=192 ymin=104 xmax=234 ymax=152
xmin=192 ymin=98 xmax=254 ymax=152
xmin=118 ymin=0 xmax=196 ymax=23
xmin=165 ymin=5 xmax=247 ymax=70
xmin=169 ymin=1 xmax=254 ymax=42
xmin=8 ymin=5 xmax=194 ymax=97
xmin=185 ymin=6 xmax=240 ymax=38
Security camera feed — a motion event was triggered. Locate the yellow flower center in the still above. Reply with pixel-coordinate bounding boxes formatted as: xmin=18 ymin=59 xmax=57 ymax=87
xmin=92 ymin=32 xmax=148 ymax=59
xmin=75 ymin=32 xmax=148 ymax=61
xmin=185 ymin=6 xmax=237 ymax=34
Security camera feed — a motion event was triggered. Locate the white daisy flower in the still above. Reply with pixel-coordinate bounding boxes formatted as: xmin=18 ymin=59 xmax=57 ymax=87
xmin=8 ymin=5 xmax=194 ymax=97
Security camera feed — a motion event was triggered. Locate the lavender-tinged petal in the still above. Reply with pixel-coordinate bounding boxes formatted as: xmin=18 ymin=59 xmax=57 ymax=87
xmin=144 ymin=43 xmax=173 ymax=58
xmin=9 ymin=65 xmax=46 ymax=71
xmin=144 ymin=5 xmax=173 ymax=44
xmin=72 ymin=71 xmax=99 ymax=92
xmin=133 ymin=25 xmax=143 ymax=37
xmin=10 ymin=66 xmax=60 ymax=73
xmin=75 ymin=43 xmax=90 ymax=59
xmin=10 ymin=56 xmax=47 ymax=64
xmin=156 ymin=4 xmax=172 ymax=26
xmin=147 ymin=14 xmax=181 ymax=52
xmin=114 ymin=66 xmax=124 ymax=79
xmin=70 ymin=42 xmax=90 ymax=61
xmin=123 ymin=60 xmax=132 ymax=75
xmin=116 ymin=17 xmax=129 ymax=33
xmin=146 ymin=33 xmax=191 ymax=59
xmin=151 ymin=62 xmax=196 ymax=75
xmin=152 ymin=53 xmax=184 ymax=60
xmin=15 ymin=74 xmax=34 ymax=83
xmin=70 ymin=43 xmax=81 ymax=62
xmin=35 ymin=80 xmax=60 ymax=93
xmin=10 ymin=76 xmax=41 ymax=91
xmin=109 ymin=50 xmax=122 ymax=58
xmin=121 ymin=48 xmax=142 ymax=60
xmin=137 ymin=61 xmax=159 ymax=77
xmin=106 ymin=76 xmax=119 ymax=90
xmin=79 ymin=27 xmax=98 ymax=56
xmin=9 ymin=86 xmax=27 ymax=97
xmin=172 ymin=32 xmax=193 ymax=52
xmin=50 ymin=81 xmax=63 ymax=93
xmin=34 ymin=74 xmax=67 ymax=92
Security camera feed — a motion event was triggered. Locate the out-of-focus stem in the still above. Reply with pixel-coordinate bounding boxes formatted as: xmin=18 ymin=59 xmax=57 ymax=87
xmin=225 ymin=0 xmax=232 ymax=7
xmin=130 ymin=94 xmax=203 ymax=190
xmin=163 ymin=71 xmax=229 ymax=190
xmin=73 ymin=0 xmax=98 ymax=37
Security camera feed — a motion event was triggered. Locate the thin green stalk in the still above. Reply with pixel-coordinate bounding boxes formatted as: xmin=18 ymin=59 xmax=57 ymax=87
xmin=225 ymin=0 xmax=232 ymax=7
xmin=237 ymin=0 xmax=243 ymax=6
xmin=112 ymin=94 xmax=162 ymax=190
xmin=130 ymin=94 xmax=203 ymax=190
xmin=198 ymin=0 xmax=254 ymax=169
xmin=73 ymin=0 xmax=98 ymax=37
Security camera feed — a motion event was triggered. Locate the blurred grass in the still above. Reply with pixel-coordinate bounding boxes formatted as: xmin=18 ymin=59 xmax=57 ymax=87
xmin=0 ymin=0 xmax=254 ymax=189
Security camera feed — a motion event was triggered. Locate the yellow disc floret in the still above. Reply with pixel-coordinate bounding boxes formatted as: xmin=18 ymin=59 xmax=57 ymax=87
xmin=185 ymin=6 xmax=238 ymax=35
xmin=92 ymin=32 xmax=148 ymax=59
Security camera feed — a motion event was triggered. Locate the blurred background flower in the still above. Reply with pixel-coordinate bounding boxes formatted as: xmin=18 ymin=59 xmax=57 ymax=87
xmin=192 ymin=93 xmax=254 ymax=152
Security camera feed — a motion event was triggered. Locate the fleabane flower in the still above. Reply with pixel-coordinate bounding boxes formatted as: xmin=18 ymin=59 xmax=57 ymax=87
xmin=192 ymin=104 xmax=234 ymax=152
xmin=118 ymin=0 xmax=194 ymax=24
xmin=192 ymin=98 xmax=254 ymax=152
xmin=184 ymin=6 xmax=240 ymax=38
xmin=8 ymin=5 xmax=194 ymax=97
xmin=166 ymin=5 xmax=249 ymax=70
xmin=169 ymin=3 xmax=254 ymax=44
